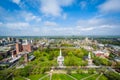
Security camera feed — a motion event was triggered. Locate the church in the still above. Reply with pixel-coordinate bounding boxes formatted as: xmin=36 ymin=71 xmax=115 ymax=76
xmin=57 ymin=49 xmax=64 ymax=68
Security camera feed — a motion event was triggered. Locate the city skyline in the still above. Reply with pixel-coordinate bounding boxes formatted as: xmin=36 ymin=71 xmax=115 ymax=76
xmin=0 ymin=0 xmax=120 ymax=36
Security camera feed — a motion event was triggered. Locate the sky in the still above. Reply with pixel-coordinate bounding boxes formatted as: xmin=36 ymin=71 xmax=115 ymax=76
xmin=0 ymin=0 xmax=120 ymax=36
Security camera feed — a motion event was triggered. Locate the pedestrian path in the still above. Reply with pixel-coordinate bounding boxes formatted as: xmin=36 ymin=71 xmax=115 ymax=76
xmin=39 ymin=74 xmax=49 ymax=80
xmin=81 ymin=73 xmax=98 ymax=80
xmin=65 ymin=74 xmax=78 ymax=80
xmin=96 ymin=73 xmax=103 ymax=80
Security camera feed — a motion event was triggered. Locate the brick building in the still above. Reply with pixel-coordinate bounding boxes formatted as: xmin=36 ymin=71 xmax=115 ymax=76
xmin=11 ymin=50 xmax=16 ymax=58
xmin=16 ymin=40 xmax=32 ymax=54
xmin=16 ymin=43 xmax=23 ymax=54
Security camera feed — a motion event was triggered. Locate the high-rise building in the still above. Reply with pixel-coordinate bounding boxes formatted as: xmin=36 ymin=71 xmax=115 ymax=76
xmin=7 ymin=37 xmax=12 ymax=42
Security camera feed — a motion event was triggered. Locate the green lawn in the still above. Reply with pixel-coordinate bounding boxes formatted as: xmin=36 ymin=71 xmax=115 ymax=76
xmin=97 ymin=75 xmax=108 ymax=80
xmin=86 ymin=74 xmax=99 ymax=80
xmin=15 ymin=73 xmax=108 ymax=80
xmin=70 ymin=73 xmax=91 ymax=79
xmin=28 ymin=73 xmax=108 ymax=80
xmin=52 ymin=74 xmax=73 ymax=80
xmin=28 ymin=74 xmax=46 ymax=80
xmin=14 ymin=76 xmax=25 ymax=80
xmin=85 ymin=74 xmax=108 ymax=80
xmin=28 ymin=74 xmax=73 ymax=80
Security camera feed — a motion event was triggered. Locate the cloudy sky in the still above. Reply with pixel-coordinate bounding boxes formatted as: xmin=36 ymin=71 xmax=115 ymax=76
xmin=0 ymin=0 xmax=120 ymax=36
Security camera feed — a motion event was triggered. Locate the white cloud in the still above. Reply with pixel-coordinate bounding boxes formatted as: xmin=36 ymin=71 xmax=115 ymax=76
xmin=23 ymin=12 xmax=42 ymax=22
xmin=33 ymin=28 xmax=40 ymax=32
xmin=76 ymin=16 xmax=119 ymax=34
xmin=98 ymin=0 xmax=120 ymax=13
xmin=63 ymin=13 xmax=67 ymax=20
xmin=40 ymin=0 xmax=74 ymax=17
xmin=0 ymin=22 xmax=3 ymax=25
xmin=78 ymin=18 xmax=106 ymax=27
xmin=40 ymin=0 xmax=61 ymax=16
xmin=58 ymin=0 xmax=74 ymax=6
xmin=44 ymin=21 xmax=58 ymax=26
xmin=99 ymin=25 xmax=113 ymax=28
xmin=80 ymin=1 xmax=87 ymax=9
xmin=12 ymin=0 xmax=21 ymax=4
xmin=5 ymin=22 xmax=29 ymax=30
xmin=76 ymin=26 xmax=95 ymax=31
xmin=81 ymin=27 xmax=94 ymax=31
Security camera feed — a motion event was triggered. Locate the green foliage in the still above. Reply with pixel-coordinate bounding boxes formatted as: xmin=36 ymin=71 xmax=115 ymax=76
xmin=93 ymin=57 xmax=111 ymax=66
xmin=13 ymin=69 xmax=21 ymax=77
xmin=33 ymin=50 xmax=41 ymax=58
xmin=40 ymin=67 xmax=47 ymax=74
xmin=47 ymin=53 xmax=54 ymax=60
xmin=14 ymin=76 xmax=25 ymax=80
xmin=65 ymin=56 xmax=78 ymax=66
xmin=66 ymin=69 xmax=72 ymax=74
xmin=18 ymin=66 xmax=31 ymax=77
xmin=74 ymin=48 xmax=88 ymax=58
xmin=88 ymin=69 xmax=95 ymax=74
xmin=13 ymin=66 xmax=32 ymax=77
xmin=92 ymin=44 xmax=97 ymax=50
xmin=61 ymin=43 xmax=73 ymax=47
xmin=0 ymin=55 xmax=3 ymax=60
xmin=76 ymin=69 xmax=83 ymax=74
xmin=0 ymin=68 xmax=13 ymax=80
xmin=105 ymin=71 xmax=120 ymax=80
xmin=28 ymin=74 xmax=45 ymax=80
xmin=99 ymin=39 xmax=120 ymax=46
xmin=13 ymin=48 xmax=89 ymax=77
xmin=64 ymin=54 xmax=87 ymax=66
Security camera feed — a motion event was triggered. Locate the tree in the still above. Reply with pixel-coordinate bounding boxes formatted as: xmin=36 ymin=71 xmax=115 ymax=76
xmin=65 ymin=56 xmax=80 ymax=66
xmin=33 ymin=50 xmax=41 ymax=57
xmin=88 ymin=69 xmax=95 ymax=74
xmin=19 ymin=66 xmax=32 ymax=77
xmin=93 ymin=57 xmax=110 ymax=66
xmin=105 ymin=71 xmax=120 ymax=80
xmin=76 ymin=69 xmax=83 ymax=74
xmin=67 ymin=68 xmax=72 ymax=74
xmin=0 ymin=56 xmax=3 ymax=60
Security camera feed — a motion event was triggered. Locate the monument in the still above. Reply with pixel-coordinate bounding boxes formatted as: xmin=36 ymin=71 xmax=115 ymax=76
xmin=57 ymin=49 xmax=64 ymax=68
xmin=88 ymin=52 xmax=93 ymax=66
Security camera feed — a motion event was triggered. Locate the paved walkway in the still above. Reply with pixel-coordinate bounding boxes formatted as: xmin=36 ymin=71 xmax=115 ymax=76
xmin=23 ymin=77 xmax=31 ymax=80
xmin=65 ymin=74 xmax=78 ymax=80
xmin=81 ymin=73 xmax=98 ymax=80
xmin=96 ymin=73 xmax=103 ymax=80
xmin=39 ymin=74 xmax=49 ymax=80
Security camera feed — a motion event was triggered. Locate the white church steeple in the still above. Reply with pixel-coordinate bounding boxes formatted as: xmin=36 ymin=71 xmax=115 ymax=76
xmin=88 ymin=52 xmax=91 ymax=59
xmin=60 ymin=49 xmax=62 ymax=56
xmin=57 ymin=49 xmax=64 ymax=68
xmin=88 ymin=52 xmax=93 ymax=66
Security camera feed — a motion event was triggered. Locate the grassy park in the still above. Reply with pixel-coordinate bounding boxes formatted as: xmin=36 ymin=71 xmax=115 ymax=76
xmin=14 ymin=73 xmax=108 ymax=80
xmin=1 ymin=48 xmax=119 ymax=80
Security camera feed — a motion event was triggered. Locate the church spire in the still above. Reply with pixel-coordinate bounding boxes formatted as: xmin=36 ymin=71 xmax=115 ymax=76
xmin=60 ymin=49 xmax=62 ymax=56
xmin=87 ymin=52 xmax=93 ymax=66
xmin=57 ymin=48 xmax=64 ymax=68
xmin=88 ymin=52 xmax=91 ymax=59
